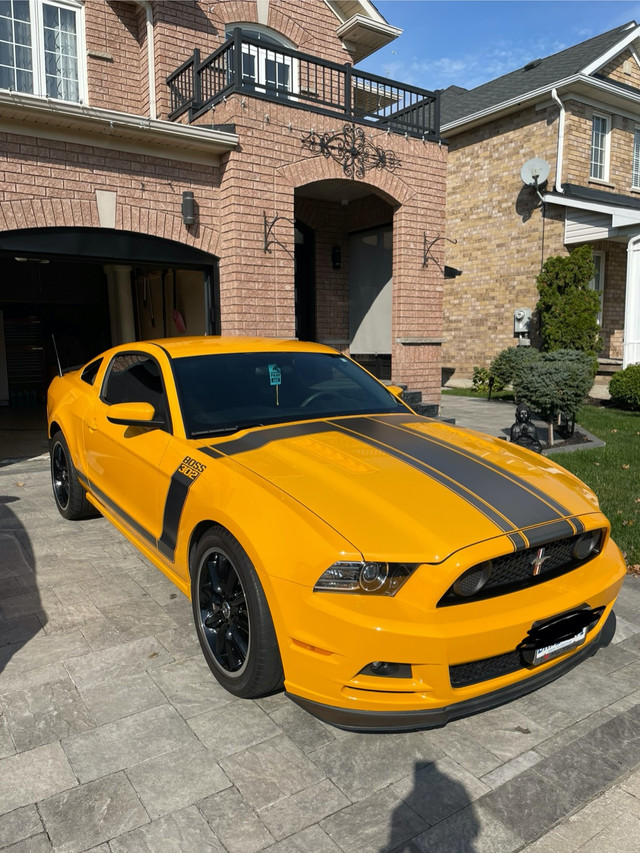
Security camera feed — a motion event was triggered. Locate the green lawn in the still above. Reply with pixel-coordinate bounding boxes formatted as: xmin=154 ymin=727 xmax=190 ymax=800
xmin=557 ymin=405 xmax=640 ymax=570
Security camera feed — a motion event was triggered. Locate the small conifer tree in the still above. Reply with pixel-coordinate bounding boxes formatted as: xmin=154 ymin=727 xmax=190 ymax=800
xmin=536 ymin=245 xmax=602 ymax=357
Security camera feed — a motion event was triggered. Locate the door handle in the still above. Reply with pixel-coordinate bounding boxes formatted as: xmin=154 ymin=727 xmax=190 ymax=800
xmin=85 ymin=417 xmax=98 ymax=431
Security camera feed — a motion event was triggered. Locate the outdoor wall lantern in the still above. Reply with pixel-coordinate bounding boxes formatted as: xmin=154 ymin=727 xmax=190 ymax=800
xmin=331 ymin=246 xmax=341 ymax=270
xmin=181 ymin=191 xmax=195 ymax=226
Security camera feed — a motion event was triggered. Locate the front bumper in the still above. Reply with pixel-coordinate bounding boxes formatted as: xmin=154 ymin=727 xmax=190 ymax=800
xmin=286 ymin=611 xmax=615 ymax=732
xmin=273 ymin=536 xmax=625 ymax=731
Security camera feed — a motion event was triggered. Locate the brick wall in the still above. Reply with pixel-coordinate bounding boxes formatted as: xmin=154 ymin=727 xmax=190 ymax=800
xmin=83 ymin=1 xmax=352 ymax=120
xmin=208 ymin=95 xmax=446 ymax=401
xmin=443 ymin=104 xmax=566 ymax=378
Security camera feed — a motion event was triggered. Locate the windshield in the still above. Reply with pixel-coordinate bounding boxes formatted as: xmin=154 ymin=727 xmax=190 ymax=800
xmin=172 ymin=351 xmax=407 ymax=438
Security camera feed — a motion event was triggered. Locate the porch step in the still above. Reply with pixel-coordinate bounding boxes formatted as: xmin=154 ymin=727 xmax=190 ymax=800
xmin=397 ymin=385 xmax=440 ymax=418
xmin=597 ymin=358 xmax=623 ymax=377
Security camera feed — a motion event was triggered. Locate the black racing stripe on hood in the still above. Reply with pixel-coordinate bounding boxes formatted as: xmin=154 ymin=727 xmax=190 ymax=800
xmin=339 ymin=417 xmax=575 ymax=533
xmin=376 ymin=415 xmax=584 ymax=533
xmin=205 ymin=421 xmax=337 ymax=456
xmin=203 ymin=416 xmax=526 ymax=549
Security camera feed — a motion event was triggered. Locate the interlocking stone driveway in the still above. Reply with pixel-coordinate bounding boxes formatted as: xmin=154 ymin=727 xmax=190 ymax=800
xmin=1 ymin=456 xmax=639 ymax=853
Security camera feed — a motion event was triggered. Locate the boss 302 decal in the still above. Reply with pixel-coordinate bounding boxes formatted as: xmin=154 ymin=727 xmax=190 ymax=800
xmin=158 ymin=456 xmax=207 ymax=560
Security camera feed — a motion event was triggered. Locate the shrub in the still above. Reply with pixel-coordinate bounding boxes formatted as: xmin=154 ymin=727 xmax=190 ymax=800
xmin=609 ymin=364 xmax=640 ymax=410
xmin=513 ymin=354 xmax=593 ymax=445
xmin=472 ymin=366 xmax=490 ymax=393
xmin=490 ymin=346 xmax=540 ymax=388
xmin=539 ymin=348 xmax=598 ymax=379
xmin=536 ymin=245 xmax=602 ymax=357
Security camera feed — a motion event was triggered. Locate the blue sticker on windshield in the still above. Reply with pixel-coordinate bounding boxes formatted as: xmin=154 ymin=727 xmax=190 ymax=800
xmin=268 ymin=364 xmax=281 ymax=386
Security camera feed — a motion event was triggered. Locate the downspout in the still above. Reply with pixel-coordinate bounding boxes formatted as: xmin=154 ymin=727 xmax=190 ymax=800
xmin=129 ymin=1 xmax=157 ymax=120
xmin=551 ymin=88 xmax=564 ymax=193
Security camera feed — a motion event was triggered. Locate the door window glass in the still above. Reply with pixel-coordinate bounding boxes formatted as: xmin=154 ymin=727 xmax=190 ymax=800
xmin=102 ymin=353 xmax=169 ymax=428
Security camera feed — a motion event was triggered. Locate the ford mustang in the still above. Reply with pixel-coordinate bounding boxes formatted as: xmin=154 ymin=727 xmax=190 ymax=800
xmin=47 ymin=337 xmax=626 ymax=731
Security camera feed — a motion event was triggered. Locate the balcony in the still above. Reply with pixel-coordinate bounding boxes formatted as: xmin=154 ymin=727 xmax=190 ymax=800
xmin=167 ymin=29 xmax=440 ymax=140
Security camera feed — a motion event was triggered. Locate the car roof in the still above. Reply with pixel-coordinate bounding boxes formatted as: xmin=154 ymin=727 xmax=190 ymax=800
xmin=139 ymin=336 xmax=338 ymax=359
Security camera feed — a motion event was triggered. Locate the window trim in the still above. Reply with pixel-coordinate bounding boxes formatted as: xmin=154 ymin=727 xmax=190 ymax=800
xmin=0 ymin=0 xmax=87 ymax=104
xmin=590 ymin=112 xmax=611 ymax=182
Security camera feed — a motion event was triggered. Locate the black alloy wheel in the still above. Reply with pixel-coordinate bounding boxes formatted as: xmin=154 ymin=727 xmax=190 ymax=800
xmin=50 ymin=431 xmax=96 ymax=520
xmin=199 ymin=547 xmax=250 ymax=676
xmin=191 ymin=526 xmax=283 ymax=698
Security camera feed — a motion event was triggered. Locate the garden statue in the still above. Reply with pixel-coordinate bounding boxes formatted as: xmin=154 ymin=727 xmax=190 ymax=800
xmin=510 ymin=402 xmax=542 ymax=453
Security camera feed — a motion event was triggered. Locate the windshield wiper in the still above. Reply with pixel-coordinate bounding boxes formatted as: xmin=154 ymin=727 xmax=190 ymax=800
xmin=191 ymin=423 xmax=263 ymax=438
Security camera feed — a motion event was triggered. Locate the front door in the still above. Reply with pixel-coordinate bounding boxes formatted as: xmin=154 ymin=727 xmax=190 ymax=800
xmin=625 ymin=238 xmax=640 ymax=367
xmin=349 ymin=224 xmax=392 ymax=378
xmin=295 ymin=220 xmax=316 ymax=342
xmin=83 ymin=350 xmax=172 ymax=543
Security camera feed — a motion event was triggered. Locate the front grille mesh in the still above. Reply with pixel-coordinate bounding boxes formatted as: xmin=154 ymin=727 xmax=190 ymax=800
xmin=439 ymin=530 xmax=603 ymax=607
xmin=450 ymin=651 xmax=523 ymax=688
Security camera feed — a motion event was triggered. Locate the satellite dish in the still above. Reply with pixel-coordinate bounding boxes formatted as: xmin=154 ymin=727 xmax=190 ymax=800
xmin=520 ymin=158 xmax=550 ymax=187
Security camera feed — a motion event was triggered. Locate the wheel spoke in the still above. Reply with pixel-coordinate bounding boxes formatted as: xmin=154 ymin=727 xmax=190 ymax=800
xmin=228 ymin=624 xmax=248 ymax=661
xmin=206 ymin=553 xmax=224 ymax=596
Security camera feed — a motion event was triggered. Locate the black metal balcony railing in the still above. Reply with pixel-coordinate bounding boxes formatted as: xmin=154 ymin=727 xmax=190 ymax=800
xmin=167 ymin=29 xmax=440 ymax=140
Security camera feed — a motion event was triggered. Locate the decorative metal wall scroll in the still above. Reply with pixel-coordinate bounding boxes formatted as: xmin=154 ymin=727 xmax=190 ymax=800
xmin=301 ymin=124 xmax=400 ymax=179
xmin=423 ymin=233 xmax=457 ymax=270
xmin=264 ymin=211 xmax=295 ymax=255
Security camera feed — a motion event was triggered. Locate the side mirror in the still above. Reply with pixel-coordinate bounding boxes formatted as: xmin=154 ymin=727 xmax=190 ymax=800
xmin=106 ymin=401 xmax=164 ymax=427
xmin=386 ymin=385 xmax=404 ymax=398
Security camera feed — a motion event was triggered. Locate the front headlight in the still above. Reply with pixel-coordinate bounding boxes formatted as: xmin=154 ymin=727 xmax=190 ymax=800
xmin=314 ymin=561 xmax=419 ymax=596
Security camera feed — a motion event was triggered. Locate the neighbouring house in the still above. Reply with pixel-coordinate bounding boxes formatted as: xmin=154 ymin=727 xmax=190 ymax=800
xmin=0 ymin=0 xmax=446 ymax=415
xmin=440 ymin=20 xmax=640 ymax=382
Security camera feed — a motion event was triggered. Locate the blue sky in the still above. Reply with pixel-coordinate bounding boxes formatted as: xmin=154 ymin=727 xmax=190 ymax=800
xmin=358 ymin=1 xmax=640 ymax=91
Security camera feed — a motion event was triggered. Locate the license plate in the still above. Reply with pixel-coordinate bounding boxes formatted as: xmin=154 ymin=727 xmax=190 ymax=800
xmin=532 ymin=626 xmax=587 ymax=665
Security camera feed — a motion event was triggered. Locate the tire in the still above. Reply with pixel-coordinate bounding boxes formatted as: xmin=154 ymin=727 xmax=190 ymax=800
xmin=50 ymin=431 xmax=96 ymax=520
xmin=191 ymin=526 xmax=284 ymax=698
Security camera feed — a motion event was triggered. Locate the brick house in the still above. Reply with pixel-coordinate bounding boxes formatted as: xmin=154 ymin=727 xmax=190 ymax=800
xmin=440 ymin=21 xmax=640 ymax=381
xmin=0 ymin=0 xmax=446 ymax=412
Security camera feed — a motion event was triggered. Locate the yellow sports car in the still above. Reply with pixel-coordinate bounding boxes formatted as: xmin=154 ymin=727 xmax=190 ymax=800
xmin=47 ymin=336 xmax=625 ymax=731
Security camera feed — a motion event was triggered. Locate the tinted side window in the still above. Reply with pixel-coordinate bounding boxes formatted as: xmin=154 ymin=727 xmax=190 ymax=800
xmin=81 ymin=359 xmax=102 ymax=385
xmin=102 ymin=353 xmax=170 ymax=428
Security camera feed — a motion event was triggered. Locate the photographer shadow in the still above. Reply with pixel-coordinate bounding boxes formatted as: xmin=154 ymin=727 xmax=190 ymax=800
xmin=383 ymin=759 xmax=480 ymax=852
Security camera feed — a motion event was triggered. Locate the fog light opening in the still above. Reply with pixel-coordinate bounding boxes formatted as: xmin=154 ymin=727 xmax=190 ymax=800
xmin=357 ymin=661 xmax=412 ymax=678
xmin=573 ymin=531 xmax=601 ymax=561
xmin=453 ymin=561 xmax=493 ymax=598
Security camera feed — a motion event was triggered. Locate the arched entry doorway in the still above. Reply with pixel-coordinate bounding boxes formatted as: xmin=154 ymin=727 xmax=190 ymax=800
xmin=294 ymin=179 xmax=396 ymax=379
xmin=0 ymin=228 xmax=219 ymax=408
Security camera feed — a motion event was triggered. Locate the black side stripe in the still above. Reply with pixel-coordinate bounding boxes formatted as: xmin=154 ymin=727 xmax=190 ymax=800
xmin=157 ymin=465 xmax=202 ymax=561
xmin=333 ymin=417 xmax=576 ymax=545
xmin=85 ymin=478 xmax=157 ymax=549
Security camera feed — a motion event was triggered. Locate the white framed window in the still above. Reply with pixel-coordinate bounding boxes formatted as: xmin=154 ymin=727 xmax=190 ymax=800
xmin=589 ymin=251 xmax=605 ymax=325
xmin=225 ymin=24 xmax=297 ymax=98
xmin=590 ymin=113 xmax=610 ymax=181
xmin=633 ymin=126 xmax=640 ymax=189
xmin=0 ymin=0 xmax=85 ymax=102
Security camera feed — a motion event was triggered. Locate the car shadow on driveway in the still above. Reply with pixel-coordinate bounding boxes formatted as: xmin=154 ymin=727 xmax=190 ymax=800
xmin=0 ymin=496 xmax=41 ymax=676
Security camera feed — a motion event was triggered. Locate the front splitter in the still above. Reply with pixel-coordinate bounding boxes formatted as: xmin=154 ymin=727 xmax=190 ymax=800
xmin=286 ymin=613 xmax=614 ymax=733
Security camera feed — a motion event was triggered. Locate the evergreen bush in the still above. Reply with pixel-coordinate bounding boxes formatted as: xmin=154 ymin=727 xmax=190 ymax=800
xmin=536 ymin=245 xmax=602 ymax=357
xmin=609 ymin=364 xmax=640 ymax=410
xmin=490 ymin=346 xmax=540 ymax=388
xmin=513 ymin=353 xmax=593 ymax=445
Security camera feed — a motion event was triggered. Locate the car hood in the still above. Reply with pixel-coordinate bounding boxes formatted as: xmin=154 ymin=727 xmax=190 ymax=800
xmin=208 ymin=414 xmax=599 ymax=563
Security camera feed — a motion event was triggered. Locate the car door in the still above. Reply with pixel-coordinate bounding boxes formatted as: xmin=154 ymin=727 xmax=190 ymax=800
xmin=83 ymin=351 xmax=173 ymax=545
